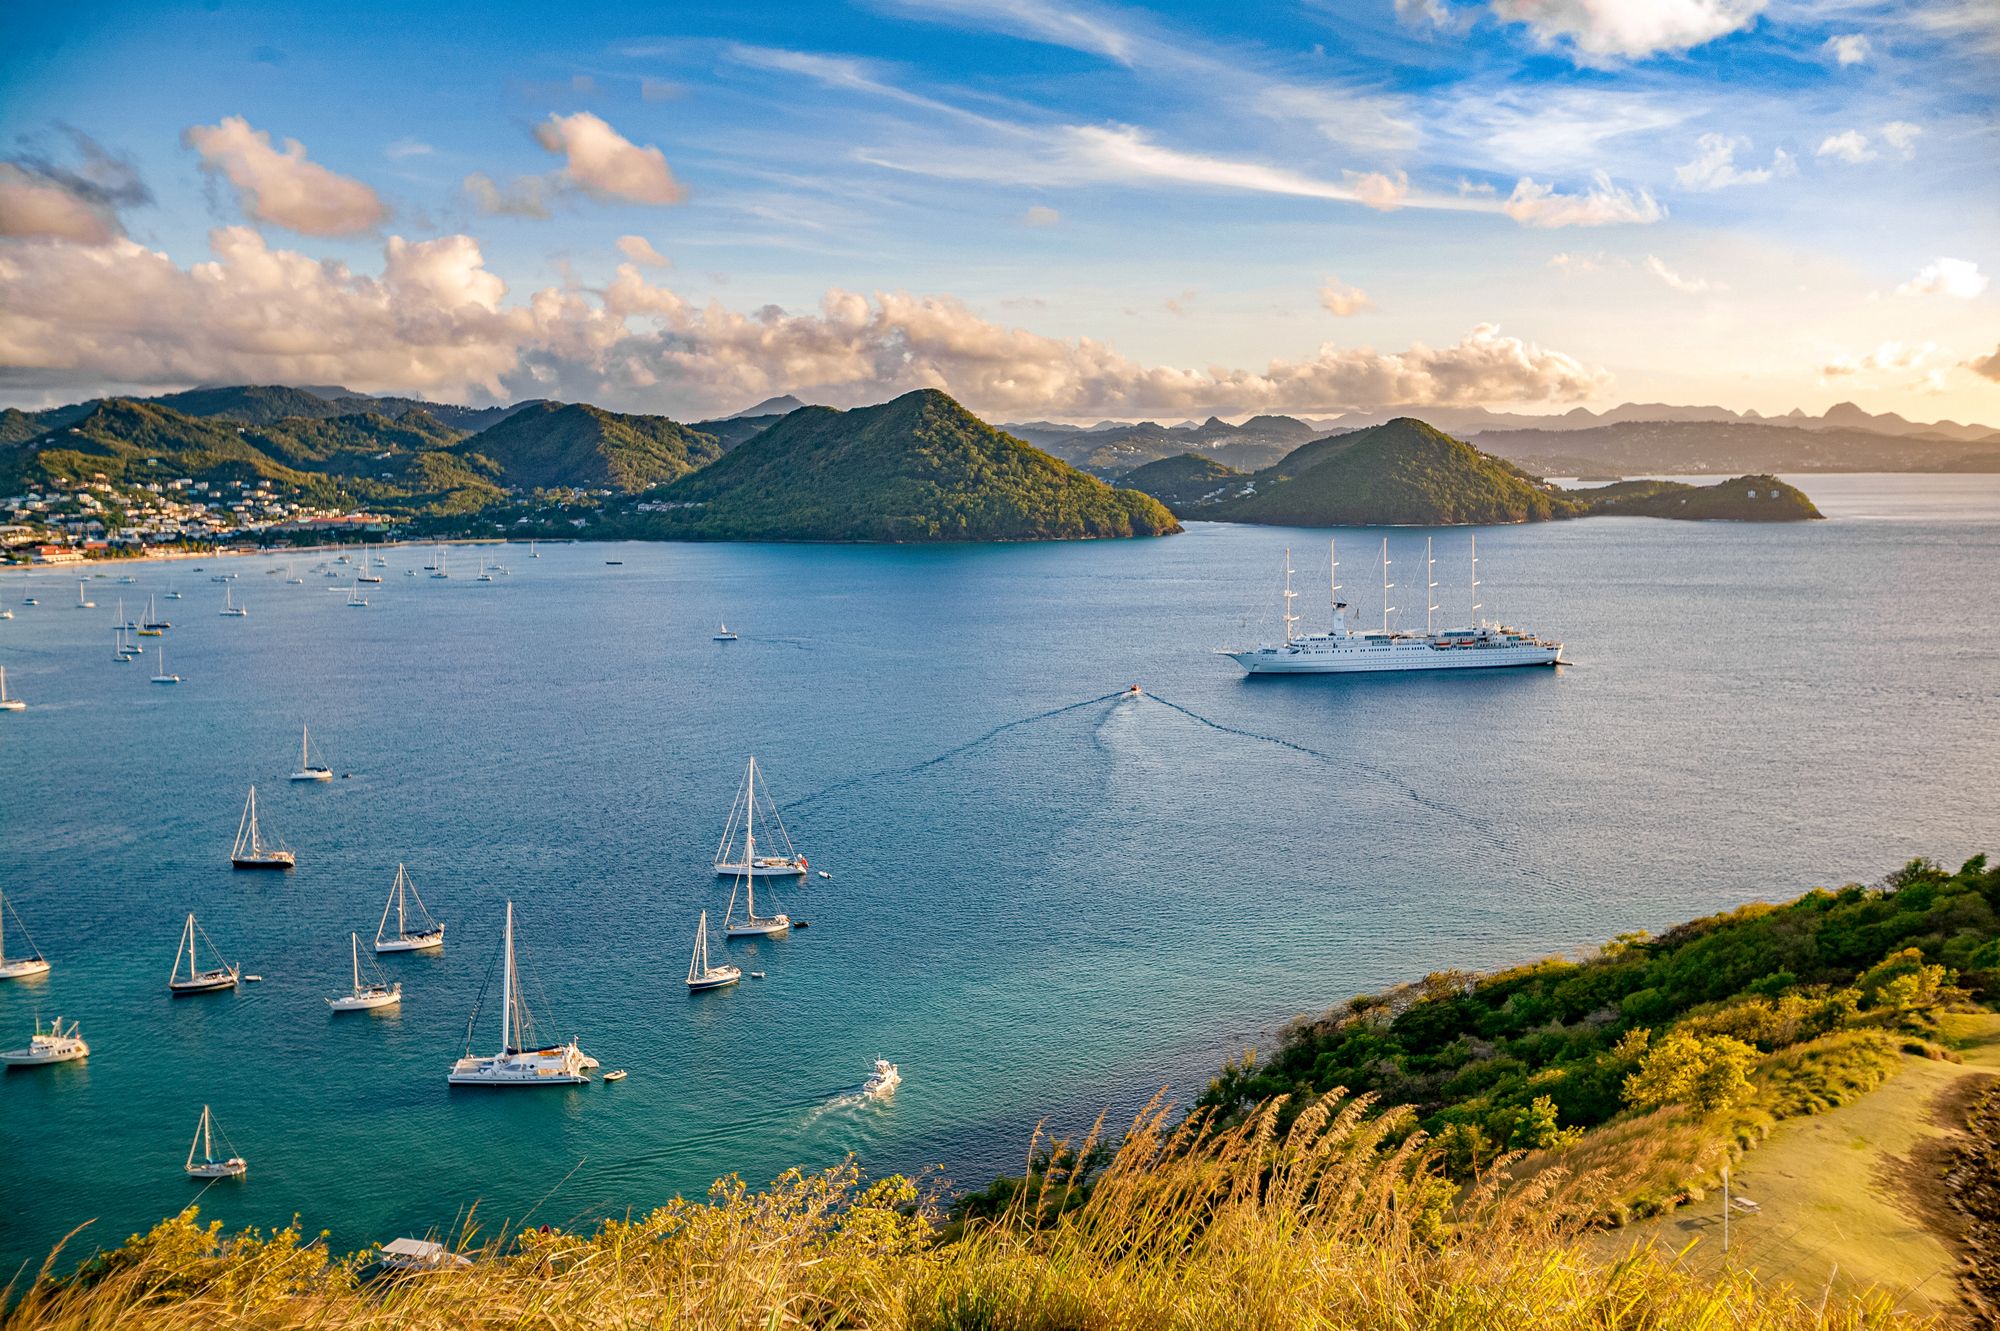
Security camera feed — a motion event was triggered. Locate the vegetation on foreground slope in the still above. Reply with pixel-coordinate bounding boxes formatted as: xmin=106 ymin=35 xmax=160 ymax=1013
xmin=8 ymin=1096 xmax=1924 ymax=1331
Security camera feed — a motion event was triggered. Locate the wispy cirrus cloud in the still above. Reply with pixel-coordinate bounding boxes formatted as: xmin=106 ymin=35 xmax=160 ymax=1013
xmin=1503 ymin=172 xmax=1664 ymax=227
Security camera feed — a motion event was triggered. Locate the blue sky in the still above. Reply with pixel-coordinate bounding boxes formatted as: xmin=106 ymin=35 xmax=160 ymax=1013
xmin=1 ymin=0 xmax=1995 ymax=421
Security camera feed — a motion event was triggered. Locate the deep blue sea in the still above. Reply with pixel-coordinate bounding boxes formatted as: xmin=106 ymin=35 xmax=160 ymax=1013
xmin=3 ymin=473 xmax=1997 ymax=1274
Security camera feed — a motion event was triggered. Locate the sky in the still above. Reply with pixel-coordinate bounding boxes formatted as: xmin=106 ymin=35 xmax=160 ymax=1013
xmin=0 ymin=0 xmax=1995 ymax=423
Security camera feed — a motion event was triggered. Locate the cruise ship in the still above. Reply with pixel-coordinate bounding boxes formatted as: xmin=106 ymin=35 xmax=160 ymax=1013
xmin=1222 ymin=537 xmax=1563 ymax=675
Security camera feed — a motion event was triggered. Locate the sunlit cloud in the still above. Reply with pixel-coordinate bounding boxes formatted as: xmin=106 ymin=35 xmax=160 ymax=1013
xmin=183 ymin=115 xmax=386 ymax=235
xmin=1897 ymin=257 xmax=1987 ymax=300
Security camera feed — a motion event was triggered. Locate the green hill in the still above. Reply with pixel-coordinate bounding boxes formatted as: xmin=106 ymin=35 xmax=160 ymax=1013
xmin=465 ymin=401 xmax=721 ymax=493
xmin=621 ymin=388 xmax=1180 ymax=542
xmin=1201 ymin=418 xmax=1584 ymax=526
xmin=1584 ymin=475 xmax=1823 ymax=520
xmin=1119 ymin=453 xmax=1247 ymax=508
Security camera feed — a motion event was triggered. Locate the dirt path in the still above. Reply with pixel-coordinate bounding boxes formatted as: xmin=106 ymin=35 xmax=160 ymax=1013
xmin=1590 ymin=1013 xmax=2000 ymax=1324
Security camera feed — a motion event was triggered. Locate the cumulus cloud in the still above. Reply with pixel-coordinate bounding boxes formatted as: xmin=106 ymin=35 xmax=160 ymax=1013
xmin=1822 ymin=33 xmax=1871 ymax=64
xmin=617 ymin=235 xmax=671 ymax=267
xmin=183 ymin=116 xmax=386 ymax=235
xmin=1815 ymin=130 xmax=1875 ymax=164
xmin=1644 ymin=255 xmax=1722 ymax=294
xmin=0 ymin=129 xmax=151 ymax=245
xmin=533 ymin=112 xmax=687 ymax=205
xmin=1503 ymin=172 xmax=1664 ymax=227
xmin=1819 ymin=340 xmax=1940 ymax=383
xmin=1318 ymin=277 xmax=1374 ymax=316
xmin=1023 ymin=204 xmax=1061 ymax=226
xmin=1897 ymin=257 xmax=1988 ymax=300
xmin=1972 ymin=346 xmax=2000 ymax=382
xmin=0 ymin=228 xmax=1609 ymax=418
xmin=1489 ymin=0 xmax=1766 ymax=62
xmin=1674 ymin=133 xmax=1792 ymax=190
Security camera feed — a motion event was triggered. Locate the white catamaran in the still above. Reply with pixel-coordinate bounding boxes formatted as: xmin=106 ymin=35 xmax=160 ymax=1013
xmin=231 ymin=786 xmax=296 ymax=869
xmin=446 ymin=901 xmax=594 ymax=1086
xmin=686 ymin=910 xmax=742 ymax=991
xmin=289 ymin=726 xmax=333 ymax=781
xmin=184 ymin=1104 xmax=248 ymax=1178
xmin=714 ymin=757 xmax=808 ymax=877
xmin=375 ymin=863 xmax=445 ymax=953
xmin=0 ymin=885 xmax=52 ymax=980
xmin=1222 ymin=536 xmax=1564 ymax=675
xmin=169 ymin=912 xmax=240 ymax=994
xmin=328 ymin=933 xmax=402 ymax=1011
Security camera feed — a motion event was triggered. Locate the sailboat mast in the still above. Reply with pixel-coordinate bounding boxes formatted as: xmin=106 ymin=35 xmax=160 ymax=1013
xmin=1470 ymin=534 xmax=1482 ymax=625
xmin=1281 ymin=549 xmax=1298 ymax=643
xmin=1381 ymin=537 xmax=1394 ymax=634
xmin=1329 ymin=538 xmax=1340 ymax=628
xmin=397 ymin=867 xmax=407 ymax=935
xmin=351 ymin=933 xmax=360 ymax=990
xmin=1426 ymin=536 xmax=1438 ymax=636
xmin=744 ymin=760 xmax=759 ymax=916
xmin=500 ymin=901 xmax=515 ymax=1054
xmin=202 ymin=1106 xmax=213 ymax=1164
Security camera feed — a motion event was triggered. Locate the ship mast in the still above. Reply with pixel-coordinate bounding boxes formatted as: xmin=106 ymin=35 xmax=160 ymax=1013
xmin=1329 ymin=538 xmax=1340 ymax=631
xmin=1470 ymin=534 xmax=1482 ymax=626
xmin=1281 ymin=549 xmax=1299 ymax=644
xmin=1426 ymin=536 xmax=1439 ymax=636
xmin=1380 ymin=537 xmax=1394 ymax=634
xmin=500 ymin=900 xmax=515 ymax=1054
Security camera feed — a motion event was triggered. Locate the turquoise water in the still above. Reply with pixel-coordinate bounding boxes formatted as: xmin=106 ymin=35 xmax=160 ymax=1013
xmin=2 ymin=473 xmax=1998 ymax=1271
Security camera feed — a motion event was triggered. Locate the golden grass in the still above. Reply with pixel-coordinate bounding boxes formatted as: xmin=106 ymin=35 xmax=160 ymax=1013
xmin=5 ymin=1094 xmax=1931 ymax=1331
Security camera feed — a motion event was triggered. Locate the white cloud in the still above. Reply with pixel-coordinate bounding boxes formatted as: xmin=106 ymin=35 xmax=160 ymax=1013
xmin=1503 ymin=172 xmax=1664 ymax=227
xmin=1897 ymin=257 xmax=1988 ymax=300
xmin=1880 ymin=120 xmax=1921 ymax=157
xmin=1318 ymin=277 xmax=1374 ymax=316
xmin=1815 ymin=130 xmax=1875 ymax=164
xmin=1822 ymin=33 xmax=1871 ymax=65
xmin=1023 ymin=204 xmax=1061 ymax=226
xmin=0 ymin=228 xmax=1609 ymax=418
xmin=532 ymin=112 xmax=687 ymax=206
xmin=1819 ymin=340 xmax=1940 ymax=381
xmin=1489 ymin=0 xmax=1767 ymax=62
xmin=617 ymin=235 xmax=671 ymax=268
xmin=1644 ymin=254 xmax=1722 ymax=294
xmin=0 ymin=163 xmax=120 ymax=244
xmin=1674 ymin=133 xmax=1792 ymax=190
xmin=182 ymin=116 xmax=386 ymax=235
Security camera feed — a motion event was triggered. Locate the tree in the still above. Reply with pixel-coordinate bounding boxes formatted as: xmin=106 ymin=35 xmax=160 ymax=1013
xmin=1622 ymin=1032 xmax=1758 ymax=1115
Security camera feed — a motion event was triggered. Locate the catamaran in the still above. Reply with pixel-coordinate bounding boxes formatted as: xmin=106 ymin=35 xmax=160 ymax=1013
xmin=1221 ymin=536 xmax=1564 ymax=675
xmin=151 ymin=641 xmax=181 ymax=684
xmin=328 ymin=932 xmax=401 ymax=1011
xmin=169 ymin=912 xmax=240 ymax=993
xmin=714 ymin=757 xmax=808 ymax=877
xmin=446 ymin=901 xmax=594 ymax=1086
xmin=0 ymin=885 xmax=51 ymax=980
xmin=231 ymin=786 xmax=296 ymax=869
xmin=0 ymin=665 xmax=25 ymax=711
xmin=374 ymin=863 xmax=444 ymax=953
xmin=220 ymin=586 xmax=248 ymax=617
xmin=2 ymin=1017 xmax=89 ymax=1066
xmin=289 ymin=725 xmax=333 ymax=781
xmin=686 ymin=910 xmax=742 ymax=991
xmin=184 ymin=1105 xmax=247 ymax=1178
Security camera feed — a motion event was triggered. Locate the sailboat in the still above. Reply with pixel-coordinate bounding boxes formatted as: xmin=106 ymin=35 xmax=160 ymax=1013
xmin=374 ymin=863 xmax=445 ymax=953
xmin=0 ymin=1016 xmax=88 ymax=1066
xmin=230 ymin=786 xmax=296 ymax=869
xmin=347 ymin=582 xmax=369 ymax=607
xmin=164 ymin=584 xmax=182 ymax=600
xmin=327 ymin=933 xmax=401 ymax=1011
xmin=0 ymin=665 xmax=25 ymax=711
xmin=446 ymin=901 xmax=593 ymax=1086
xmin=75 ymin=581 xmax=94 ymax=610
xmin=169 ymin=912 xmax=240 ymax=993
xmin=220 ymin=586 xmax=247 ymax=617
xmin=430 ymin=545 xmax=449 ymax=579
xmin=723 ymin=789 xmax=792 ymax=939
xmin=686 ymin=910 xmax=742 ymax=991
xmin=285 ymin=564 xmax=304 ymax=585
xmin=184 ymin=1105 xmax=248 ymax=1178
xmin=112 ymin=600 xmax=139 ymax=660
xmin=358 ymin=566 xmax=383 ymax=585
xmin=0 ymin=885 xmax=51 ymax=980
xmin=714 ymin=757 xmax=808 ymax=877
xmin=476 ymin=556 xmax=494 ymax=583
xmin=529 ymin=538 xmax=539 ymax=558
xmin=139 ymin=594 xmax=167 ymax=633
xmin=712 ymin=623 xmax=738 ymax=641
xmin=289 ymin=726 xmax=332 ymax=781
xmin=151 ymin=641 xmax=181 ymax=684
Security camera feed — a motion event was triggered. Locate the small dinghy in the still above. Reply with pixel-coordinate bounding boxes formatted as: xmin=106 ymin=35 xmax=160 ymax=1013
xmin=602 ymin=1069 xmax=628 ymax=1082
xmin=184 ymin=1104 xmax=248 ymax=1178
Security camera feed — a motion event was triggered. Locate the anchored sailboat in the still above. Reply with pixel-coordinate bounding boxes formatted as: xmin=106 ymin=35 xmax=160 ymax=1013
xmin=327 ymin=933 xmax=401 ymax=1011
xmin=714 ymin=757 xmax=808 ymax=877
xmin=289 ymin=726 xmax=332 ymax=781
xmin=75 ymin=580 xmax=94 ymax=610
xmin=0 ymin=665 xmax=25 ymax=711
xmin=231 ymin=786 xmax=296 ymax=869
xmin=184 ymin=1105 xmax=248 ymax=1178
xmin=220 ymin=586 xmax=247 ymax=617
xmin=712 ymin=623 xmax=738 ymax=641
xmin=447 ymin=901 xmax=593 ymax=1086
xmin=151 ymin=640 xmax=180 ymax=684
xmin=169 ymin=912 xmax=240 ymax=993
xmin=686 ymin=910 xmax=742 ymax=991
xmin=374 ymin=864 xmax=445 ymax=953
xmin=0 ymin=885 xmax=51 ymax=980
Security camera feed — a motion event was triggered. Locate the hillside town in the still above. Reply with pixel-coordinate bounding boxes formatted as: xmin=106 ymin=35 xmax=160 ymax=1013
xmin=1 ymin=472 xmax=385 ymax=562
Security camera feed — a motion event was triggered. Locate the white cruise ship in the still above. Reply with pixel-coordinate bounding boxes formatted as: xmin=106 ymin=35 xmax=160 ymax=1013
xmin=1223 ymin=537 xmax=1562 ymax=675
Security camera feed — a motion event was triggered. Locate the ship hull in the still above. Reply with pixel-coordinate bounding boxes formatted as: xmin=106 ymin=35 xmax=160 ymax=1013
xmin=1229 ymin=645 xmax=1562 ymax=674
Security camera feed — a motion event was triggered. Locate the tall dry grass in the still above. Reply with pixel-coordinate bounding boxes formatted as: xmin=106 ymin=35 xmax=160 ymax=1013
xmin=4 ymin=1093 xmax=1927 ymax=1331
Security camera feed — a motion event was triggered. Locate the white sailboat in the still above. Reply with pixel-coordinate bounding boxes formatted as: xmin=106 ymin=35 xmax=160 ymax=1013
xmin=0 ymin=885 xmax=51 ymax=980
xmin=686 ymin=910 xmax=742 ymax=991
xmin=374 ymin=863 xmax=445 ymax=953
xmin=446 ymin=901 xmax=593 ymax=1086
xmin=151 ymin=640 xmax=180 ymax=684
xmin=0 ymin=665 xmax=25 ymax=711
xmin=75 ymin=580 xmax=94 ymax=610
xmin=712 ymin=623 xmax=738 ymax=641
xmin=231 ymin=786 xmax=296 ymax=869
xmin=714 ymin=757 xmax=808 ymax=877
xmin=529 ymin=538 xmax=539 ymax=558
xmin=289 ymin=725 xmax=333 ymax=781
xmin=723 ymin=831 xmax=791 ymax=939
xmin=138 ymin=594 xmax=166 ymax=634
xmin=476 ymin=556 xmax=494 ymax=583
xmin=327 ymin=933 xmax=401 ymax=1011
xmin=184 ymin=1105 xmax=248 ymax=1178
xmin=430 ymin=545 xmax=449 ymax=579
xmin=347 ymin=583 xmax=369 ymax=607
xmin=285 ymin=564 xmax=304 ymax=585
xmin=220 ymin=586 xmax=247 ymax=617
xmin=169 ymin=912 xmax=240 ymax=993
xmin=1 ymin=1016 xmax=88 ymax=1065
